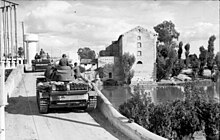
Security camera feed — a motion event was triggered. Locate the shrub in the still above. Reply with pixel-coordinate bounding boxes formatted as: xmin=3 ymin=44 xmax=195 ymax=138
xmin=119 ymin=83 xmax=220 ymax=140
xmin=121 ymin=52 xmax=135 ymax=84
xmin=5 ymin=69 xmax=12 ymax=81
xmin=172 ymin=59 xmax=185 ymax=77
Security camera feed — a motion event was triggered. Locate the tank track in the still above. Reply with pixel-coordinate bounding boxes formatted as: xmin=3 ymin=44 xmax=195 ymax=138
xmin=37 ymin=91 xmax=49 ymax=114
xmin=86 ymin=97 xmax=97 ymax=111
xmin=38 ymin=99 xmax=49 ymax=114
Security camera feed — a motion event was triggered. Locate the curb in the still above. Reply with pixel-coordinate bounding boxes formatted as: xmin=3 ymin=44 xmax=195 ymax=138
xmin=92 ymin=83 xmax=167 ymax=140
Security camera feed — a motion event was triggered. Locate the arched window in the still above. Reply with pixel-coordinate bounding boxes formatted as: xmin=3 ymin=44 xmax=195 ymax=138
xmin=137 ymin=42 xmax=142 ymax=48
xmin=137 ymin=36 xmax=141 ymax=40
xmin=137 ymin=61 xmax=143 ymax=64
xmin=137 ymin=51 xmax=142 ymax=56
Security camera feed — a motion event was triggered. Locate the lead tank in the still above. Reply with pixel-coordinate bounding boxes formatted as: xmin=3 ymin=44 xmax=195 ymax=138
xmin=36 ymin=65 xmax=97 ymax=113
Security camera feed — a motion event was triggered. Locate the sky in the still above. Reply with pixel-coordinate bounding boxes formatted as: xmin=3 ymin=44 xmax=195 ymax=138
xmin=14 ymin=0 xmax=220 ymax=60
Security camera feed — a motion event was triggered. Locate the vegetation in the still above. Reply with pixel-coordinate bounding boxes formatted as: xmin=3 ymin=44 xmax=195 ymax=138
xmin=184 ymin=43 xmax=190 ymax=69
xmin=121 ymin=52 xmax=135 ymax=84
xmin=177 ymin=41 xmax=183 ymax=59
xmin=155 ymin=21 xmax=183 ymax=81
xmin=5 ymin=69 xmax=12 ymax=81
xmin=198 ymin=46 xmax=208 ymax=76
xmin=207 ymin=35 xmax=216 ymax=75
xmin=18 ymin=47 xmax=24 ymax=58
xmin=77 ymin=47 xmax=96 ymax=60
xmin=153 ymin=20 xmax=179 ymax=45
xmin=189 ymin=54 xmax=200 ymax=80
xmin=95 ymin=67 xmax=104 ymax=79
xmin=215 ymin=52 xmax=220 ymax=71
xmin=155 ymin=20 xmax=219 ymax=82
xmin=119 ymin=83 xmax=220 ymax=140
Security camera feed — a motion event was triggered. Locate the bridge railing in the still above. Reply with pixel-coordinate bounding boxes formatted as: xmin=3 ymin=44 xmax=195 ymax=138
xmin=0 ymin=58 xmax=24 ymax=69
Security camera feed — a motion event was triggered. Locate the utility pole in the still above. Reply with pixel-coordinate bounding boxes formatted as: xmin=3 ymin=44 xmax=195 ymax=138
xmin=10 ymin=3 xmax=13 ymax=60
xmin=14 ymin=4 xmax=17 ymax=62
xmin=0 ymin=5 xmax=2 ymax=62
xmin=21 ymin=21 xmax=25 ymax=62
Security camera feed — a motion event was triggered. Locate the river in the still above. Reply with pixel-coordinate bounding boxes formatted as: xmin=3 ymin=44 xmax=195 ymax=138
xmin=98 ymin=78 xmax=220 ymax=110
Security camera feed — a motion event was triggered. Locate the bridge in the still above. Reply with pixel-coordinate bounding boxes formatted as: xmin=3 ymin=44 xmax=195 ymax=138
xmin=1 ymin=65 xmax=167 ymax=140
xmin=0 ymin=0 xmax=167 ymax=139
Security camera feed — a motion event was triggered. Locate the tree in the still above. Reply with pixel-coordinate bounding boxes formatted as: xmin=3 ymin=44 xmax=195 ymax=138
xmin=18 ymin=47 xmax=24 ymax=58
xmin=164 ymin=48 xmax=178 ymax=79
xmin=154 ymin=21 xmax=183 ymax=80
xmin=156 ymin=56 xmax=166 ymax=81
xmin=154 ymin=20 xmax=180 ymax=45
xmin=77 ymin=47 xmax=96 ymax=60
xmin=178 ymin=41 xmax=183 ymax=59
xmin=208 ymin=35 xmax=216 ymax=53
xmin=198 ymin=46 xmax=208 ymax=76
xmin=121 ymin=52 xmax=135 ymax=84
xmin=215 ymin=52 xmax=220 ymax=71
xmin=99 ymin=50 xmax=106 ymax=56
xmin=207 ymin=35 xmax=216 ymax=74
xmin=95 ymin=67 xmax=104 ymax=78
xmin=184 ymin=43 xmax=190 ymax=69
xmin=189 ymin=54 xmax=200 ymax=80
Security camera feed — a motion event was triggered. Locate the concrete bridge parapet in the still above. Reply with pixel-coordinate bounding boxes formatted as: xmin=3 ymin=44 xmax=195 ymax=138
xmin=5 ymin=65 xmax=24 ymax=98
xmin=92 ymin=83 xmax=168 ymax=140
xmin=0 ymin=58 xmax=24 ymax=69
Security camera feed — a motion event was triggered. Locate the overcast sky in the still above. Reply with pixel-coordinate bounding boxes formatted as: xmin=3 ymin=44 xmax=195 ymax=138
xmin=15 ymin=0 xmax=219 ymax=59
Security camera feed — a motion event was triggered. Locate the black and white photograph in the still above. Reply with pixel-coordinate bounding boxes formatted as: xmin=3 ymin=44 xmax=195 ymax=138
xmin=0 ymin=0 xmax=219 ymax=140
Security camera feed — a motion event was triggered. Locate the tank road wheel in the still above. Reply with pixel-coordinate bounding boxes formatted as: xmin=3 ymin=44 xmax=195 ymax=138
xmin=86 ymin=96 xmax=97 ymax=112
xmin=37 ymin=91 xmax=49 ymax=114
xmin=32 ymin=66 xmax=36 ymax=72
xmin=39 ymin=101 xmax=49 ymax=114
xmin=38 ymin=99 xmax=49 ymax=114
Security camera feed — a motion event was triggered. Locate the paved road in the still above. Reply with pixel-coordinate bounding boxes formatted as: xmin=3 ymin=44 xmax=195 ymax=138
xmin=5 ymin=72 xmax=130 ymax=140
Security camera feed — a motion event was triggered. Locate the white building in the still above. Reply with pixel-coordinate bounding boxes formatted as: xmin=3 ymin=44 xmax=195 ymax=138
xmin=99 ymin=26 xmax=157 ymax=84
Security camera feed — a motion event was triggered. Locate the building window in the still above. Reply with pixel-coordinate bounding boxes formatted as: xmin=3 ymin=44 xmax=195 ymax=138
xmin=137 ymin=61 xmax=143 ymax=64
xmin=137 ymin=51 xmax=142 ymax=56
xmin=137 ymin=36 xmax=141 ymax=40
xmin=137 ymin=42 xmax=142 ymax=48
xmin=109 ymin=72 xmax=112 ymax=78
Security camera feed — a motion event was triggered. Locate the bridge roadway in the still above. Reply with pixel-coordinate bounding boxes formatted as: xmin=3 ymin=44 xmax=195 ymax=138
xmin=5 ymin=72 xmax=130 ymax=140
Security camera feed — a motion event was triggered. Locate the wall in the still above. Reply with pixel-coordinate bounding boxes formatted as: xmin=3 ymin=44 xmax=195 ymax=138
xmin=98 ymin=56 xmax=123 ymax=81
xmin=121 ymin=26 xmax=157 ymax=83
xmin=98 ymin=56 xmax=115 ymax=68
xmin=24 ymin=34 xmax=38 ymax=65
xmin=93 ymin=83 xmax=167 ymax=140
xmin=5 ymin=65 xmax=24 ymax=98
xmin=26 ymin=42 xmax=38 ymax=65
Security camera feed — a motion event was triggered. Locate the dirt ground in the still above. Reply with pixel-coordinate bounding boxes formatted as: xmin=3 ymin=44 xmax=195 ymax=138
xmin=5 ymin=72 xmax=131 ymax=140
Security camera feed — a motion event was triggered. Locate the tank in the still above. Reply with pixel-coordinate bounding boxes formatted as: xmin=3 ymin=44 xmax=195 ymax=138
xmin=36 ymin=65 xmax=97 ymax=113
xmin=31 ymin=54 xmax=51 ymax=72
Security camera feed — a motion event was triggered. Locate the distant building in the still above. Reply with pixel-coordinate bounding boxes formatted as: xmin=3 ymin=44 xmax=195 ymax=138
xmin=98 ymin=56 xmax=122 ymax=81
xmin=99 ymin=26 xmax=157 ymax=83
xmin=80 ymin=58 xmax=97 ymax=71
xmin=80 ymin=58 xmax=98 ymax=81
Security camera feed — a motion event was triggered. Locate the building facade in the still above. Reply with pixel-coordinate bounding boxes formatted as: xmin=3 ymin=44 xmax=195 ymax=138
xmin=98 ymin=56 xmax=122 ymax=81
xmin=99 ymin=26 xmax=157 ymax=83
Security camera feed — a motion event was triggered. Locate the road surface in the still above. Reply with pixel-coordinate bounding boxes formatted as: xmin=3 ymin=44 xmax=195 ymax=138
xmin=5 ymin=72 xmax=130 ymax=140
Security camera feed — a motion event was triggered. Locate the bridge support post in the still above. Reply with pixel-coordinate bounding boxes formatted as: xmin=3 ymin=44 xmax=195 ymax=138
xmin=0 ymin=66 xmax=6 ymax=140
